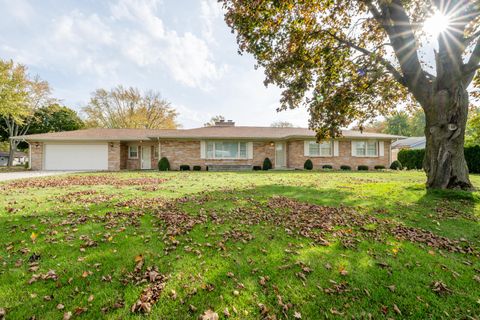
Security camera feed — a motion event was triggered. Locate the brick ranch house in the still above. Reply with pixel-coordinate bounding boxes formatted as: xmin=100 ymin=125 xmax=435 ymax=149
xmin=14 ymin=120 xmax=401 ymax=171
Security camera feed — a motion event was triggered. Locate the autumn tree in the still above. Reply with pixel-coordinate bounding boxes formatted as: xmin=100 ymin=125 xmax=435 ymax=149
xmin=83 ymin=86 xmax=178 ymax=129
xmin=221 ymin=0 xmax=480 ymax=189
xmin=204 ymin=115 xmax=225 ymax=127
xmin=466 ymin=107 xmax=480 ymax=146
xmin=271 ymin=121 xmax=294 ymax=128
xmin=0 ymin=60 xmax=53 ymax=166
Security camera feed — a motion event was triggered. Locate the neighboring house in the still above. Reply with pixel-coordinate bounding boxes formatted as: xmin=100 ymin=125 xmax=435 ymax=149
xmin=13 ymin=120 xmax=402 ymax=171
xmin=0 ymin=151 xmax=28 ymax=166
xmin=391 ymin=136 xmax=426 ymax=162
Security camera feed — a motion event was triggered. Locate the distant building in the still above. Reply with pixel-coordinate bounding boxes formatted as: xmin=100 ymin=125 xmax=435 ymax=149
xmin=391 ymin=137 xmax=426 ymax=162
xmin=0 ymin=151 xmax=28 ymax=166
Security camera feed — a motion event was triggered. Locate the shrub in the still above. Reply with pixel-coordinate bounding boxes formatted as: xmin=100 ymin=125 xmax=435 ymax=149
xmin=395 ymin=146 xmax=480 ymax=173
xmin=262 ymin=157 xmax=272 ymax=170
xmin=253 ymin=166 xmax=262 ymax=171
xmin=390 ymin=160 xmax=403 ymax=170
xmin=322 ymin=165 xmax=333 ymax=169
xmin=374 ymin=165 xmax=385 ymax=170
xmin=304 ymin=159 xmax=313 ymax=170
xmin=179 ymin=165 xmax=190 ymax=171
xmin=398 ymin=149 xmax=424 ymax=169
xmin=340 ymin=165 xmax=351 ymax=171
xmin=465 ymin=145 xmax=480 ymax=174
xmin=158 ymin=157 xmax=170 ymax=171
xmin=358 ymin=165 xmax=369 ymax=171
xmin=24 ymin=161 xmax=29 ymax=169
xmin=193 ymin=165 xmax=201 ymax=171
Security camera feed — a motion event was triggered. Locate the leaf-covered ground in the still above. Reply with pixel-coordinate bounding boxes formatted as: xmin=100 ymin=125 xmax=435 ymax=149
xmin=0 ymin=171 xmax=479 ymax=319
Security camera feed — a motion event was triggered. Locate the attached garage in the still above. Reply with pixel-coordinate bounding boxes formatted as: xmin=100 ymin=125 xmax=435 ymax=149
xmin=44 ymin=143 xmax=108 ymax=171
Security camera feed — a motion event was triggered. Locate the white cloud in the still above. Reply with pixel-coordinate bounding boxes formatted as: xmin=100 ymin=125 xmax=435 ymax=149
xmin=200 ymin=0 xmax=223 ymax=43
xmin=111 ymin=0 xmax=223 ymax=89
xmin=0 ymin=0 xmax=34 ymax=23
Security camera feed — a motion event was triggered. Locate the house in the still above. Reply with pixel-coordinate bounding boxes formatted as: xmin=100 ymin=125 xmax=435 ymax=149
xmin=391 ymin=136 xmax=426 ymax=162
xmin=0 ymin=151 xmax=28 ymax=166
xmin=13 ymin=120 xmax=402 ymax=171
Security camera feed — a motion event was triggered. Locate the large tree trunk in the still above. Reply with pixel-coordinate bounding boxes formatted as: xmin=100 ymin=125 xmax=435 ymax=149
xmin=423 ymin=87 xmax=472 ymax=190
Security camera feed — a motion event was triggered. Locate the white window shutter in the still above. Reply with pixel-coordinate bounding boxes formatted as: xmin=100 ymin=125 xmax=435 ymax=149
xmin=304 ymin=141 xmax=310 ymax=156
xmin=200 ymin=141 xmax=206 ymax=159
xmin=333 ymin=141 xmax=339 ymax=157
xmin=247 ymin=142 xmax=253 ymax=159
xmin=351 ymin=141 xmax=357 ymax=157
xmin=379 ymin=141 xmax=384 ymax=157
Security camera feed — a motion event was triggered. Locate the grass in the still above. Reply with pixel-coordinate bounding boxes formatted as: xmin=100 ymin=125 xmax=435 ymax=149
xmin=0 ymin=170 xmax=479 ymax=319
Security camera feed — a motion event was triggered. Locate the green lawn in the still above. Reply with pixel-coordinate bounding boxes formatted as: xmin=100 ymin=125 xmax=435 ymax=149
xmin=0 ymin=171 xmax=479 ymax=319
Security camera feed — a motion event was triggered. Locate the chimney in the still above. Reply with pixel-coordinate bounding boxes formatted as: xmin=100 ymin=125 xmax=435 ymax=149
xmin=214 ymin=119 xmax=235 ymax=127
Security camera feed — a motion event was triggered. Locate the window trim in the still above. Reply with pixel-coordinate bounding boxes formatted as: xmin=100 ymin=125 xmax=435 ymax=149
xmin=154 ymin=145 xmax=159 ymax=159
xmin=353 ymin=140 xmax=378 ymax=157
xmin=307 ymin=140 xmax=333 ymax=157
xmin=206 ymin=141 xmax=248 ymax=160
xmin=128 ymin=145 xmax=139 ymax=159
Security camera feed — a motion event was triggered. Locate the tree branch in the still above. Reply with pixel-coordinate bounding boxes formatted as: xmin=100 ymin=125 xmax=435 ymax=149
xmin=463 ymin=37 xmax=480 ymax=85
xmin=326 ymin=31 xmax=407 ymax=87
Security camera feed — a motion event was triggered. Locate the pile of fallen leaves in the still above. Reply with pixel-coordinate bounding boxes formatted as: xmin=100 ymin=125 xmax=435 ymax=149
xmin=391 ymin=225 xmax=477 ymax=255
xmin=3 ymin=175 xmax=167 ymax=189
xmin=57 ymin=190 xmax=115 ymax=204
xmin=123 ymin=255 xmax=168 ymax=314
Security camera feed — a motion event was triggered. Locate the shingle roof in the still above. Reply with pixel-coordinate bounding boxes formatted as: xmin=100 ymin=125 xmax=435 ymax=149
xmin=391 ymin=136 xmax=426 ymax=149
xmin=13 ymin=127 xmax=404 ymax=141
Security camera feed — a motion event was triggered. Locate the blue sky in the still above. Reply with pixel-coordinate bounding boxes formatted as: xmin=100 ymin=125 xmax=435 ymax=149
xmin=0 ymin=0 xmax=309 ymax=128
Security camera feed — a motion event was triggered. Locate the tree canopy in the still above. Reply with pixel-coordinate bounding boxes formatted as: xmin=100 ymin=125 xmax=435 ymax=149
xmin=204 ymin=115 xmax=225 ymax=127
xmin=221 ymin=0 xmax=480 ymax=189
xmin=28 ymin=104 xmax=84 ymax=134
xmin=83 ymin=86 xmax=179 ymax=129
xmin=271 ymin=121 xmax=294 ymax=128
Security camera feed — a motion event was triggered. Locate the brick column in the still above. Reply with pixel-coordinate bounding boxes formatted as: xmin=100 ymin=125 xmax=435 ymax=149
xmin=108 ymin=141 xmax=121 ymax=171
xmin=30 ymin=142 xmax=44 ymax=170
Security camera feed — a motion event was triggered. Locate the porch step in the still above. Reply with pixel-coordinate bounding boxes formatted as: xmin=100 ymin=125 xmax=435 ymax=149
xmin=207 ymin=165 xmax=252 ymax=172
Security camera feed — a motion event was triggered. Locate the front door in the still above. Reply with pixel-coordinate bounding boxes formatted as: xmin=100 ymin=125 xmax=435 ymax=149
xmin=141 ymin=146 xmax=152 ymax=170
xmin=275 ymin=142 xmax=286 ymax=168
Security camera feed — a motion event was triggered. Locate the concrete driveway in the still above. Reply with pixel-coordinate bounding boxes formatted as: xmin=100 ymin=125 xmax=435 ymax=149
xmin=0 ymin=171 xmax=79 ymax=182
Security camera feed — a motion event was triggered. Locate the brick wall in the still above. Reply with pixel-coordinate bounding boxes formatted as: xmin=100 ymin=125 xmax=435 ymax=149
xmin=108 ymin=142 xmax=121 ymax=171
xmin=30 ymin=141 xmax=43 ymax=170
xmin=159 ymin=140 xmax=275 ymax=170
xmin=287 ymin=140 xmax=391 ymax=170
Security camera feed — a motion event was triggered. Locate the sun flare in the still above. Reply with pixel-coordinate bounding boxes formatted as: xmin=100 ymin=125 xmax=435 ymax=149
xmin=423 ymin=12 xmax=451 ymax=38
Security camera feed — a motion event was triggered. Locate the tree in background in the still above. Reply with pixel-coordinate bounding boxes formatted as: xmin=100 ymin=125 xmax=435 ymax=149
xmin=221 ymin=1 xmax=480 ymax=189
xmin=0 ymin=60 xmax=53 ymax=165
xmin=466 ymin=107 xmax=480 ymax=146
xmin=83 ymin=86 xmax=178 ymax=129
xmin=408 ymin=109 xmax=426 ymax=137
xmin=29 ymin=104 xmax=84 ymax=134
xmin=271 ymin=121 xmax=294 ymax=128
xmin=384 ymin=111 xmax=411 ymax=136
xmin=204 ymin=115 xmax=225 ymax=127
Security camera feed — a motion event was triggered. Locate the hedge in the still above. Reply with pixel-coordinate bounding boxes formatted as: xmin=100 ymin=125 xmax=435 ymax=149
xmin=397 ymin=145 xmax=480 ymax=173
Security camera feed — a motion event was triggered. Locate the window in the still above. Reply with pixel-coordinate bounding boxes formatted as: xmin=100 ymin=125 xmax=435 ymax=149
xmin=354 ymin=141 xmax=377 ymax=157
xmin=128 ymin=145 xmax=139 ymax=159
xmin=154 ymin=145 xmax=159 ymax=158
xmin=308 ymin=141 xmax=332 ymax=156
xmin=206 ymin=141 xmax=248 ymax=159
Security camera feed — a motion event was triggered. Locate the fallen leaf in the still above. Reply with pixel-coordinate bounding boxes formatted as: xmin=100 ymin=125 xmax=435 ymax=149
xmin=63 ymin=311 xmax=72 ymax=320
xmin=200 ymin=309 xmax=219 ymax=320
xmin=294 ymin=311 xmax=302 ymax=318
xmin=393 ymin=304 xmax=402 ymax=315
xmin=30 ymin=232 xmax=38 ymax=243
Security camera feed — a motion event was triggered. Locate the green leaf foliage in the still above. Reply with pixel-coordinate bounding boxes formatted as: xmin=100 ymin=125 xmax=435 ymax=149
xmin=262 ymin=157 xmax=272 ymax=170
xmin=398 ymin=147 xmax=480 ymax=173
xmin=304 ymin=159 xmax=313 ymax=170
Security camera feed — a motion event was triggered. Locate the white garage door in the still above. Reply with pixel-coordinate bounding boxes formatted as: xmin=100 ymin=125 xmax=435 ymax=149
xmin=44 ymin=143 xmax=108 ymax=171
